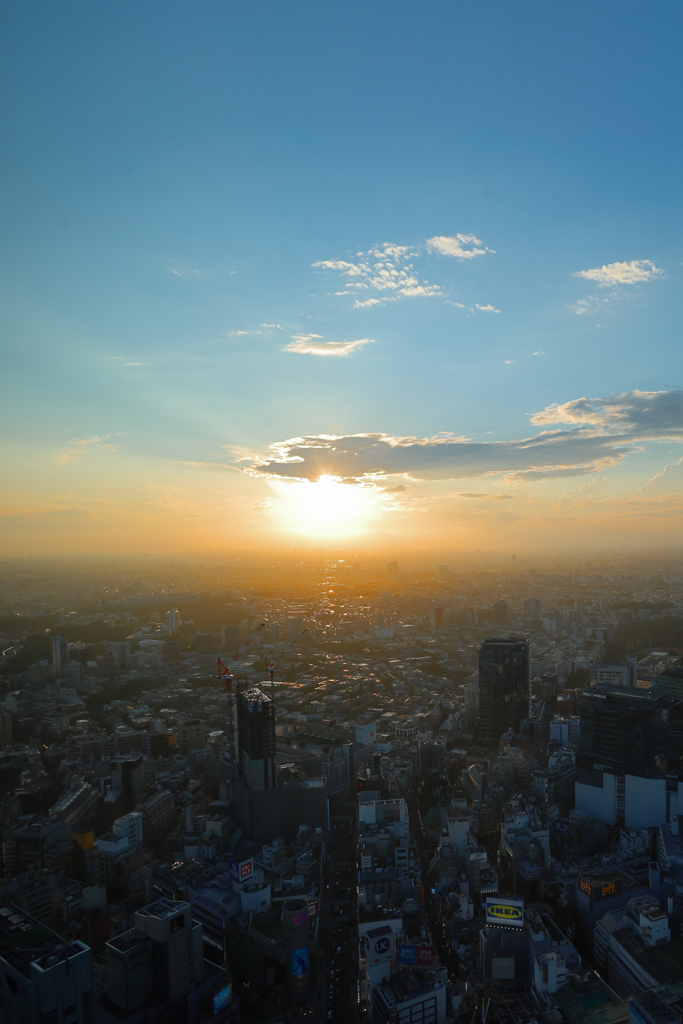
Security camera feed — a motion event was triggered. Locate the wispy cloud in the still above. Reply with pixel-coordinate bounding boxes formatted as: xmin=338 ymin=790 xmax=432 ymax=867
xmin=314 ymin=242 xmax=441 ymax=307
xmin=426 ymin=234 xmax=495 ymax=259
xmin=52 ymin=435 xmax=120 ymax=466
xmin=476 ymin=304 xmax=500 ymax=313
xmin=573 ymin=259 xmax=663 ymax=287
xmin=164 ymin=263 xmax=208 ymax=279
xmin=284 ymin=334 xmax=374 ymax=357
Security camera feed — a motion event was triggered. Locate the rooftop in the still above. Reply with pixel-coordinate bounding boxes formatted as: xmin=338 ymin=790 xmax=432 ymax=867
xmin=552 ymin=970 xmax=628 ymax=1024
xmin=0 ymin=903 xmax=83 ymax=979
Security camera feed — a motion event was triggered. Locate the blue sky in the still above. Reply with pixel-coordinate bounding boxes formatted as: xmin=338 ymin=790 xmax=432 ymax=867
xmin=1 ymin=1 xmax=683 ymax=553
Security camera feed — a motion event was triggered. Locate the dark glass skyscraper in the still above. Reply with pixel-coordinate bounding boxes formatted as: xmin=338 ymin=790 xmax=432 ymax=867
xmin=236 ymin=687 xmax=277 ymax=791
xmin=478 ymin=637 xmax=530 ymax=745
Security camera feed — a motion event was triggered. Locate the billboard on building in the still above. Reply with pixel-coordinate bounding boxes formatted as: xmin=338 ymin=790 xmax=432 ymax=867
xmin=229 ymin=857 xmax=254 ymax=881
xmin=397 ymin=943 xmax=417 ymax=965
xmin=416 ymin=945 xmax=437 ymax=966
xmin=291 ymin=946 xmax=309 ymax=976
xmin=485 ymin=897 xmax=524 ymax=927
xmin=213 ymin=983 xmax=232 ymax=1013
xmin=364 ymin=926 xmax=394 ymax=964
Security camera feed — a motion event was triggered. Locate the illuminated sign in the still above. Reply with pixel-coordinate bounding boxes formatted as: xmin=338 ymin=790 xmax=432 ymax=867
xmin=213 ymin=984 xmax=232 ymax=1013
xmin=485 ymin=898 xmax=524 ymax=927
xmin=307 ymin=901 xmax=318 ymax=918
xmin=291 ymin=912 xmax=308 ymax=925
xmin=229 ymin=857 xmax=253 ymax=882
xmin=291 ymin=946 xmax=309 ymax=976
xmin=396 ymin=944 xmax=436 ymax=966
xmin=397 ymin=943 xmax=417 ymax=966
xmin=579 ymin=877 xmax=621 ymax=902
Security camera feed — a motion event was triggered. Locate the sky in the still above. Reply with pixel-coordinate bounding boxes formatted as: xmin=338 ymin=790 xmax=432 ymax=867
xmin=1 ymin=1 xmax=683 ymax=557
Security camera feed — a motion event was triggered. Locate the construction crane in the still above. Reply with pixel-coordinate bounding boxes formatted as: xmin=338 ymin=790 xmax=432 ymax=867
xmin=216 ymin=620 xmax=268 ymax=786
xmin=263 ymin=628 xmax=308 ymax=699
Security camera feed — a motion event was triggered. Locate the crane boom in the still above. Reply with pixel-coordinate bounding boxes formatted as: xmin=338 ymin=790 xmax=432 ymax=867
xmin=263 ymin=628 xmax=308 ymax=698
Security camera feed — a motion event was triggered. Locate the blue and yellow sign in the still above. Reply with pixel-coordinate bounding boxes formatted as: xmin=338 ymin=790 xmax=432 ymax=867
xmin=485 ymin=898 xmax=524 ymax=927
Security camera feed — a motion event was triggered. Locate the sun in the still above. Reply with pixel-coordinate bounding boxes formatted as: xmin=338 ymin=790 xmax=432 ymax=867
xmin=269 ymin=475 xmax=379 ymax=539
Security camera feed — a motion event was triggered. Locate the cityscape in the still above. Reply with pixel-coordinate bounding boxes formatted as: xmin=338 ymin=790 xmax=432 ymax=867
xmin=0 ymin=553 xmax=681 ymax=1022
xmin=2 ymin=1 xmax=683 ymax=1023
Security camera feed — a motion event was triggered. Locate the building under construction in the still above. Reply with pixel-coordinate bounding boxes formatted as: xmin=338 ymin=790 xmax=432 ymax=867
xmin=231 ymin=686 xmax=328 ymax=841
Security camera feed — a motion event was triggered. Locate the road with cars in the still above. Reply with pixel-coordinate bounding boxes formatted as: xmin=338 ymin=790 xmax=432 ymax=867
xmin=317 ymin=806 xmax=358 ymax=1022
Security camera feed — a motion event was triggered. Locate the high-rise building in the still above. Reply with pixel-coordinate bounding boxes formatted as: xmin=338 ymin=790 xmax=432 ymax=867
xmin=105 ymin=899 xmax=204 ymax=1014
xmin=0 ymin=902 xmax=94 ymax=1023
xmin=165 ymin=608 xmax=180 ymax=632
xmin=142 ymin=789 xmax=176 ymax=843
xmin=51 ymin=636 xmax=69 ymax=676
xmin=286 ymin=616 xmax=304 ymax=639
xmin=110 ymin=752 xmax=144 ymax=811
xmin=523 ymin=598 xmax=541 ymax=620
xmin=110 ymin=641 xmax=131 ymax=668
xmin=177 ymin=718 xmax=205 ymax=756
xmin=0 ymin=711 xmax=12 ymax=748
xmin=590 ymin=658 xmax=637 ymax=688
xmin=494 ymin=600 xmax=508 ymax=623
xmin=237 ymin=688 xmax=276 ymax=791
xmin=478 ymin=637 xmax=530 ymax=746
xmin=134 ymin=899 xmax=203 ymax=1002
xmin=575 ymin=685 xmax=683 ymax=829
xmin=221 ymin=623 xmax=241 ymax=649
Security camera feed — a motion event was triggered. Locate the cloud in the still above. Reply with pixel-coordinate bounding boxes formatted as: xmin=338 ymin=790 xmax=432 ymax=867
xmin=251 ymin=388 xmax=683 ymax=486
xmin=475 ymin=304 xmax=501 ymax=313
xmin=573 ymin=260 xmax=663 ymax=287
xmin=284 ymin=334 xmax=374 ymax=357
xmin=426 ymin=234 xmax=495 ymax=259
xmin=531 ymin=389 xmax=683 ymax=437
xmin=52 ymin=436 xmax=120 ymax=466
xmin=457 ymin=492 xmax=514 ymax=499
xmin=250 ymin=430 xmax=632 ymax=484
xmin=313 ymin=242 xmax=441 ymax=307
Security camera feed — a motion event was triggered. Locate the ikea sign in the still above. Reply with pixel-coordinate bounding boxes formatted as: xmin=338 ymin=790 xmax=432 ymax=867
xmin=485 ymin=898 xmax=524 ymax=928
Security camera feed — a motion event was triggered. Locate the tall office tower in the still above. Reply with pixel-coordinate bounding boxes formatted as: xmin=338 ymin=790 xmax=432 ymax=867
xmin=523 ymin=598 xmax=541 ymax=619
xmin=0 ymin=711 xmax=12 ymax=748
xmin=165 ymin=608 xmax=180 ymax=632
xmin=110 ymin=641 xmax=131 ymax=668
xmin=177 ymin=718 xmax=205 ymax=755
xmin=236 ymin=688 xmax=277 ymax=791
xmin=221 ymin=623 xmax=241 ymax=649
xmin=494 ymin=600 xmax=508 ymax=623
xmin=267 ymin=622 xmax=281 ymax=644
xmin=286 ymin=616 xmax=304 ymax=639
xmin=51 ymin=636 xmax=69 ymax=676
xmin=575 ymin=686 xmax=683 ymax=829
xmin=478 ymin=637 xmax=530 ymax=746
xmin=110 ymin=753 xmax=144 ymax=811
xmin=282 ymin=898 xmax=311 ymax=1005
xmin=106 ymin=899 xmax=204 ymax=1013
xmin=0 ymin=902 xmax=94 ymax=1023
